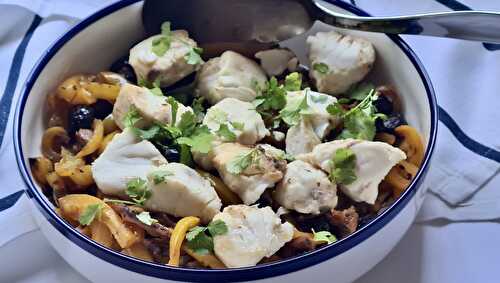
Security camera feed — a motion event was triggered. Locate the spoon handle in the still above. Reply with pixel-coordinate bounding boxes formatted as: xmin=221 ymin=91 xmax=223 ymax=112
xmin=311 ymin=1 xmax=500 ymax=43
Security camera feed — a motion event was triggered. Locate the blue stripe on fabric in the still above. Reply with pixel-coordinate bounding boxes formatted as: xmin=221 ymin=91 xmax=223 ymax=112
xmin=0 ymin=15 xmax=42 ymax=148
xmin=0 ymin=190 xmax=24 ymax=212
xmin=438 ymin=105 xmax=500 ymax=163
xmin=434 ymin=0 xmax=500 ymax=51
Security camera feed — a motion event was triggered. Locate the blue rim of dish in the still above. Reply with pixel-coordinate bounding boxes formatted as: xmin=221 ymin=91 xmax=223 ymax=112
xmin=13 ymin=0 xmax=437 ymax=281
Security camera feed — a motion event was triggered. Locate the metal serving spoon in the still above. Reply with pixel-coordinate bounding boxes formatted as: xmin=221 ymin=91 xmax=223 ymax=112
xmin=143 ymin=0 xmax=500 ymax=49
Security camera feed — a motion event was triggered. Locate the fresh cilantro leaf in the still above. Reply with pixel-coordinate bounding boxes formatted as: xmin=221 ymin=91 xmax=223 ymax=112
xmin=151 ymin=22 xmax=172 ymax=57
xmin=279 ymin=90 xmax=310 ymax=126
xmin=227 ymin=149 xmax=260 ymax=175
xmin=161 ymin=21 xmax=171 ymax=35
xmin=123 ymin=106 xmax=142 ymax=128
xmin=149 ymin=87 xmax=163 ymax=96
xmin=136 ymin=211 xmax=158 ymax=226
xmin=326 ymin=102 xmax=345 ymax=117
xmin=132 ymin=124 xmax=161 ymax=140
xmin=313 ymin=62 xmax=329 ymax=74
xmin=150 ymin=170 xmax=173 ymax=185
xmin=284 ymin=72 xmax=302 ymax=91
xmin=254 ymin=77 xmax=287 ymax=117
xmin=329 ymin=148 xmax=357 ymax=185
xmin=346 ymin=83 xmax=375 ymax=101
xmin=186 ymin=226 xmax=207 ymax=241
xmin=216 ymin=123 xmax=237 ymax=142
xmin=137 ymin=76 xmax=149 ymax=88
xmin=179 ymin=143 xmax=194 ymax=167
xmin=185 ymin=47 xmax=203 ymax=65
xmin=177 ymin=111 xmax=198 ymax=137
xmin=206 ymin=108 xmax=228 ymax=124
xmin=125 ymin=178 xmax=151 ymax=205
xmin=186 ymin=220 xmax=228 ymax=254
xmin=191 ymin=97 xmax=206 ymax=122
xmin=78 ymin=203 xmax=102 ymax=226
xmin=167 ymin=97 xmax=179 ymax=125
xmin=312 ymin=229 xmax=337 ymax=244
xmin=177 ymin=126 xmax=214 ymax=154
xmin=231 ymin=121 xmax=245 ymax=131
xmin=186 ymin=227 xmax=214 ymax=254
xmin=337 ymin=98 xmax=351 ymax=104
xmin=338 ymin=88 xmax=380 ymax=141
xmin=207 ymin=219 xmax=228 ymax=236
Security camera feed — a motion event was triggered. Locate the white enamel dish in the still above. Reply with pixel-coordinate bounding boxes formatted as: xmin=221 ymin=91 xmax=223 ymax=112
xmin=13 ymin=0 xmax=438 ymax=282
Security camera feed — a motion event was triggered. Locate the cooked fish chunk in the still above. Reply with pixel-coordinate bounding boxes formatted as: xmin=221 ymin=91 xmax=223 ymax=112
xmin=145 ymin=163 xmax=222 ymax=223
xmin=195 ymin=51 xmax=267 ymax=105
xmin=307 ymin=31 xmax=375 ymax=95
xmin=129 ymin=30 xmax=201 ymax=88
xmin=91 ymin=129 xmax=167 ymax=197
xmin=255 ymin=49 xmax=297 ymax=76
xmin=274 ymin=160 xmax=338 ymax=214
xmin=298 ymin=139 xmax=406 ymax=204
xmin=212 ymin=205 xmax=294 ymax=267
xmin=284 ymin=90 xmax=339 ymax=146
xmin=286 ymin=119 xmax=320 ymax=156
xmin=212 ymin=143 xmax=286 ymax=205
xmin=203 ymin=98 xmax=269 ymax=145
xmin=191 ymin=138 xmax=222 ymax=171
xmin=112 ymin=83 xmax=192 ymax=129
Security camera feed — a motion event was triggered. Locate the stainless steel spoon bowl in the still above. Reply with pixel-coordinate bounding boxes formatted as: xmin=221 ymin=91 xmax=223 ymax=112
xmin=143 ymin=0 xmax=500 ymax=48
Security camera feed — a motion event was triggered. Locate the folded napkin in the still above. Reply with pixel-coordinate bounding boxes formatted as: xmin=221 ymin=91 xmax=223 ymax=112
xmin=0 ymin=0 xmax=499 ymax=248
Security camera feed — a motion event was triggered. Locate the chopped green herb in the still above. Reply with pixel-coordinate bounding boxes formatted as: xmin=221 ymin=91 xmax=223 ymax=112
xmin=346 ymin=83 xmax=375 ymax=101
xmin=231 ymin=121 xmax=245 ymax=131
xmin=326 ymin=102 xmax=345 ymax=117
xmin=313 ymin=62 xmax=329 ymax=74
xmin=207 ymin=219 xmax=228 ymax=236
xmin=150 ymin=170 xmax=173 ymax=185
xmin=151 ymin=22 xmax=172 ymax=57
xmin=167 ymin=97 xmax=179 ymax=125
xmin=337 ymin=98 xmax=351 ymax=104
xmin=206 ymin=108 xmax=228 ymax=124
xmin=216 ymin=123 xmax=237 ymax=142
xmin=125 ymin=178 xmax=151 ymax=205
xmin=329 ymin=148 xmax=357 ymax=185
xmin=149 ymin=87 xmax=163 ymax=96
xmin=254 ymin=77 xmax=287 ymax=117
xmin=312 ymin=229 xmax=337 ymax=244
xmin=338 ymin=88 xmax=383 ymax=141
xmin=78 ymin=203 xmax=103 ymax=226
xmin=179 ymin=143 xmax=194 ymax=166
xmin=123 ymin=106 xmax=142 ymax=128
xmin=177 ymin=125 xmax=214 ymax=154
xmin=227 ymin=148 xmax=260 ymax=175
xmin=185 ymin=47 xmax=203 ymax=65
xmin=186 ymin=220 xmax=228 ymax=254
xmin=279 ymin=90 xmax=310 ymax=126
xmin=284 ymin=72 xmax=302 ymax=91
xmin=136 ymin=211 xmax=158 ymax=226
xmin=191 ymin=97 xmax=206 ymax=122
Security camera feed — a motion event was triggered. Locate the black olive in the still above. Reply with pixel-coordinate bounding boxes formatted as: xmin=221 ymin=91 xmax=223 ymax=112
xmin=292 ymin=212 xmax=331 ymax=233
xmin=68 ymin=105 xmax=95 ymax=134
xmin=376 ymin=114 xmax=407 ymax=133
xmin=110 ymin=56 xmax=137 ymax=84
xmin=155 ymin=145 xmax=180 ymax=163
xmin=254 ymin=190 xmax=275 ymax=209
xmin=374 ymin=95 xmax=393 ymax=115
xmin=93 ymin=99 xmax=114 ymax=119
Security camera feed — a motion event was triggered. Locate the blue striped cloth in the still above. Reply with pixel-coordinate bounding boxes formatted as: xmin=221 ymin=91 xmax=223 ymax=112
xmin=0 ymin=0 xmax=499 ymax=247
